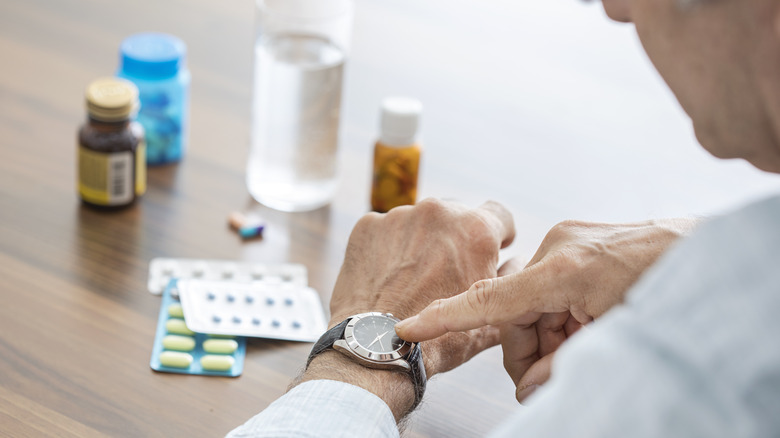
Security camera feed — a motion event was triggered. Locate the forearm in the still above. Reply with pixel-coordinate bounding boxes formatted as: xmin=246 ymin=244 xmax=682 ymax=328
xmin=297 ymin=351 xmax=417 ymax=423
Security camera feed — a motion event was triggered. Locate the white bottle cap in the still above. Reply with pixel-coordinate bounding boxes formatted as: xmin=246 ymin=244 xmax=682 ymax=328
xmin=380 ymin=97 xmax=422 ymax=147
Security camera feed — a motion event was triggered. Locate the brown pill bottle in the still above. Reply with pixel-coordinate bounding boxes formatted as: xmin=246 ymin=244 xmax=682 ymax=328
xmin=78 ymin=77 xmax=146 ymax=209
xmin=371 ymin=97 xmax=422 ymax=213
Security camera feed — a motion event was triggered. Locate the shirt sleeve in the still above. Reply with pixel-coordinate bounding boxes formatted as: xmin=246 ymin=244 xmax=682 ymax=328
xmin=226 ymin=380 xmax=399 ymax=438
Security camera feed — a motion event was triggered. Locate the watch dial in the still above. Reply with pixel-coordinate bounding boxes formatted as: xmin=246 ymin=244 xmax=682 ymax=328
xmin=353 ymin=315 xmax=406 ymax=353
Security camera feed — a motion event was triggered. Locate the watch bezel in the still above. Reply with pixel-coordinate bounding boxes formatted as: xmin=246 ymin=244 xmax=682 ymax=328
xmin=341 ymin=312 xmax=412 ymax=364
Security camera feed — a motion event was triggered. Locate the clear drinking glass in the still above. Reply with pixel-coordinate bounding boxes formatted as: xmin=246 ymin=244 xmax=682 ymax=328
xmin=247 ymin=0 xmax=354 ymax=212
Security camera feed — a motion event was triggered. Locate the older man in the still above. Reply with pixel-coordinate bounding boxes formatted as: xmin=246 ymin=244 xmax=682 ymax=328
xmin=229 ymin=0 xmax=780 ymax=436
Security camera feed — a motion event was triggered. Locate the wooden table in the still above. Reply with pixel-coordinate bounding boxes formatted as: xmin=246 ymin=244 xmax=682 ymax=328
xmin=2 ymin=0 xmax=779 ymax=437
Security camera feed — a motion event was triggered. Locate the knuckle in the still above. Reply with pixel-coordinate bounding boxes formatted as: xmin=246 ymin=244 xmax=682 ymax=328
xmin=354 ymin=211 xmax=382 ymax=232
xmin=547 ymin=220 xmax=576 ymax=239
xmin=415 ymin=198 xmax=448 ymax=217
xmin=384 ymin=204 xmax=413 ymax=217
xmin=466 ymin=279 xmax=497 ymax=322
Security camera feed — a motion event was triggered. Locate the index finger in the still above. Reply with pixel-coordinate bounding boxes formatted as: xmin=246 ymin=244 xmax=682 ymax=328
xmin=396 ymin=266 xmax=551 ymax=342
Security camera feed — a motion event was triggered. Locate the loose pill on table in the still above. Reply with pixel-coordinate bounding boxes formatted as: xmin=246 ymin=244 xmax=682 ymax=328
xmin=159 ymin=351 xmax=193 ymax=368
xmin=203 ymin=338 xmax=238 ymax=354
xmin=200 ymin=355 xmax=235 ymax=371
xmin=167 ymin=303 xmax=184 ymax=318
xmin=162 ymin=335 xmax=196 ymax=351
xmin=166 ymin=318 xmax=195 ymax=336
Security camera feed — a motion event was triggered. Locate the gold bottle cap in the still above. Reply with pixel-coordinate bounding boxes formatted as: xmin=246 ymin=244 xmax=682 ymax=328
xmin=85 ymin=77 xmax=139 ymax=122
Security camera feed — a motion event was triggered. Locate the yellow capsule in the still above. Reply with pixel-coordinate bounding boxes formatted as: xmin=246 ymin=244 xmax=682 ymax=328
xmin=167 ymin=303 xmax=184 ymax=318
xmin=200 ymin=355 xmax=235 ymax=371
xmin=166 ymin=318 xmax=195 ymax=336
xmin=203 ymin=339 xmax=238 ymax=354
xmin=162 ymin=335 xmax=196 ymax=352
xmin=159 ymin=351 xmax=193 ymax=368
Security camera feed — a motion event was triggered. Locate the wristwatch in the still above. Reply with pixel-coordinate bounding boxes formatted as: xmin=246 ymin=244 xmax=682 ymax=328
xmin=306 ymin=312 xmax=427 ymax=409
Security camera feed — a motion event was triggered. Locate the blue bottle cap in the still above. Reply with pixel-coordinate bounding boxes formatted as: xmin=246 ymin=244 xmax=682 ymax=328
xmin=119 ymin=33 xmax=186 ymax=79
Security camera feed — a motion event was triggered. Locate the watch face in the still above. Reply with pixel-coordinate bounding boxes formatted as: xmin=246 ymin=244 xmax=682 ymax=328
xmin=352 ymin=315 xmax=406 ymax=354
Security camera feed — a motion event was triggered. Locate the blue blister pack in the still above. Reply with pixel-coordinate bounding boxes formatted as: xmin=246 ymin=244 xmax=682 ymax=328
xmin=150 ymin=279 xmax=246 ymax=377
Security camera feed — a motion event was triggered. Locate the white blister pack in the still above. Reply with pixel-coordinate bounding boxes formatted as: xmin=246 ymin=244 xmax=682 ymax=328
xmin=147 ymin=258 xmax=307 ymax=295
xmin=176 ymin=279 xmax=328 ymax=342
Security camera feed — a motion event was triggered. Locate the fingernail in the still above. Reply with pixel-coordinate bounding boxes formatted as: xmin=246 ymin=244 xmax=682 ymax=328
xmin=395 ymin=315 xmax=417 ymax=332
xmin=516 ymin=384 xmax=539 ymax=403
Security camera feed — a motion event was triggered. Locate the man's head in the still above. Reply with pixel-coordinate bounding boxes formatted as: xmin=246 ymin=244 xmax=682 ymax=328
xmin=601 ymin=0 xmax=780 ymax=173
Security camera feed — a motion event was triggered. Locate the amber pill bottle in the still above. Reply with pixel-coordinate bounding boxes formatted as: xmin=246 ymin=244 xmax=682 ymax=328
xmin=370 ymin=97 xmax=422 ymax=213
xmin=78 ymin=77 xmax=146 ymax=210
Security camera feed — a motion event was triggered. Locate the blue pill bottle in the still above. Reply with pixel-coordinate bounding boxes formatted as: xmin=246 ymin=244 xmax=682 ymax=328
xmin=117 ymin=33 xmax=190 ymax=165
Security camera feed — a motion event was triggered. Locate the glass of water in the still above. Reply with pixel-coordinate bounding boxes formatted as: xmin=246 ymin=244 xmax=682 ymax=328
xmin=248 ymin=0 xmax=354 ymax=212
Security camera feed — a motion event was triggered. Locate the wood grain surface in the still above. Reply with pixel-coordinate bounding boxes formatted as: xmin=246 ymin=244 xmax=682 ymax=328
xmin=2 ymin=0 xmax=779 ymax=437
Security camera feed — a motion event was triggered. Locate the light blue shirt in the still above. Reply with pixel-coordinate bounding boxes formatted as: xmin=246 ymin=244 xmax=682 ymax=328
xmin=228 ymin=195 xmax=780 ymax=437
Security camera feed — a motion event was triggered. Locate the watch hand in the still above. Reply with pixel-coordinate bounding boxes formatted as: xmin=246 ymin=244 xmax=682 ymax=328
xmin=367 ymin=330 xmax=391 ymax=349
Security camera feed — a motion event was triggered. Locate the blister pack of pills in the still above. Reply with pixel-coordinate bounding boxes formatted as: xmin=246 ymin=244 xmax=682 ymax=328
xmin=147 ymin=258 xmax=307 ymax=295
xmin=177 ymin=279 xmax=328 ymax=342
xmin=150 ymin=280 xmax=246 ymax=377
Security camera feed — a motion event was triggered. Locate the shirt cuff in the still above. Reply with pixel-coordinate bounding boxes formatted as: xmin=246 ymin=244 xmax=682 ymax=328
xmin=226 ymin=380 xmax=399 ymax=438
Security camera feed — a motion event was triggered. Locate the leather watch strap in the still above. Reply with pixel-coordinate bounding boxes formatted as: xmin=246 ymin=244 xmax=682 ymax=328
xmin=306 ymin=319 xmax=349 ymax=368
xmin=405 ymin=342 xmax=427 ymax=410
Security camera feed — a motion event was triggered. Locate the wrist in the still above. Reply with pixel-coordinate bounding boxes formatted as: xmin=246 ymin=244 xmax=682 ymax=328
xmin=298 ymin=350 xmax=416 ymax=422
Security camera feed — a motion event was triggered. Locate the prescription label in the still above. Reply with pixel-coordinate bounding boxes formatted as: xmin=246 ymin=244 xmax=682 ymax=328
xmin=78 ymin=146 xmax=133 ymax=206
xmin=135 ymin=141 xmax=146 ymax=196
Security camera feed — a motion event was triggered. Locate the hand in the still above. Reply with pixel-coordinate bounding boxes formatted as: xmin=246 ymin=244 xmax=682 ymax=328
xmin=329 ymin=198 xmax=515 ymax=376
xmin=396 ymin=218 xmax=698 ymax=402
xmin=301 ymin=198 xmax=515 ymax=420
